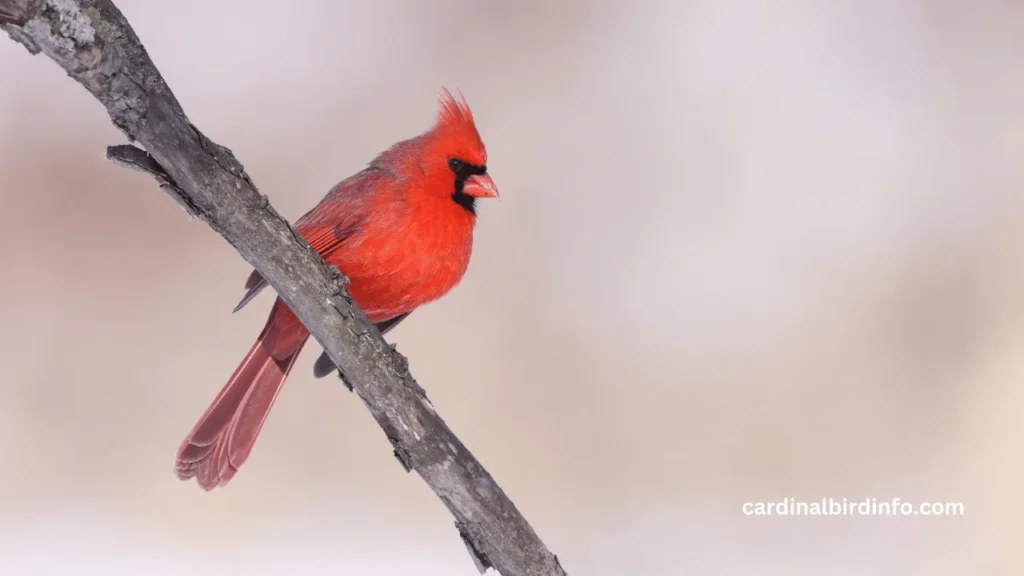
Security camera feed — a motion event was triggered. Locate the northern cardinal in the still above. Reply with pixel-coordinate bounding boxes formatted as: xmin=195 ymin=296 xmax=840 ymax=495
xmin=175 ymin=89 xmax=498 ymax=490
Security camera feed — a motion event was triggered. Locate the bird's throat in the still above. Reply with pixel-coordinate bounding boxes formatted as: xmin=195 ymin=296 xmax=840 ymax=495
xmin=451 ymin=182 xmax=476 ymax=214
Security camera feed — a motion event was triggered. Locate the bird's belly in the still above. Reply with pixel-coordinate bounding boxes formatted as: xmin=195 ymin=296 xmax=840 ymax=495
xmin=338 ymin=241 xmax=472 ymax=323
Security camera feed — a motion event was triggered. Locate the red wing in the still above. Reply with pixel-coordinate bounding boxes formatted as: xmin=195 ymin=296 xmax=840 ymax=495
xmin=232 ymin=220 xmax=362 ymax=313
xmin=232 ymin=168 xmax=381 ymax=313
xmin=300 ymin=219 xmax=363 ymax=260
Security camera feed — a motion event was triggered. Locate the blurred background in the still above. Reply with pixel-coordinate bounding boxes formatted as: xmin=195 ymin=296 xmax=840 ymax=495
xmin=1 ymin=0 xmax=1021 ymax=573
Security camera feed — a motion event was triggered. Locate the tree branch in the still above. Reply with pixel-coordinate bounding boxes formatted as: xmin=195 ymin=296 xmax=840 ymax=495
xmin=1 ymin=2 xmax=566 ymax=575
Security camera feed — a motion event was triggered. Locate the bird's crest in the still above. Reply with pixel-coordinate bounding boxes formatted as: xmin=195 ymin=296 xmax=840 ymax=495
xmin=436 ymin=88 xmax=475 ymax=130
xmin=430 ymin=88 xmax=487 ymax=166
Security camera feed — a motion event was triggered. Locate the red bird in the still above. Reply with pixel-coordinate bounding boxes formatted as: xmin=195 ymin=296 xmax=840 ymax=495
xmin=175 ymin=89 xmax=498 ymax=490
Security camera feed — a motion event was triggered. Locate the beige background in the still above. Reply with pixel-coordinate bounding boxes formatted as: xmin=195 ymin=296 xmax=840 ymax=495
xmin=1 ymin=0 xmax=1021 ymax=574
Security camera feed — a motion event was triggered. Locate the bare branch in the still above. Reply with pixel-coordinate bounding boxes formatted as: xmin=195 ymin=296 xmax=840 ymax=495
xmin=1 ymin=1 xmax=566 ymax=575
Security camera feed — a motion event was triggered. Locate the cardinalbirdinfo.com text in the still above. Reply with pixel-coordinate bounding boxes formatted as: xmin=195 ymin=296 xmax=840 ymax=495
xmin=742 ymin=497 xmax=964 ymax=516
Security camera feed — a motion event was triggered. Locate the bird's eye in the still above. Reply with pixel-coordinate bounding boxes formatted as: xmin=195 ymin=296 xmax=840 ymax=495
xmin=448 ymin=158 xmax=466 ymax=174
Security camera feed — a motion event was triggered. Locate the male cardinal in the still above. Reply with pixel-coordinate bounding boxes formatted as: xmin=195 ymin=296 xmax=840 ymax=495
xmin=175 ymin=89 xmax=498 ymax=490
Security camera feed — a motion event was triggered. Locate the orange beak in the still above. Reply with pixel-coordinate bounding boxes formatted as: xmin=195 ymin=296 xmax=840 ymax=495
xmin=463 ymin=173 xmax=499 ymax=199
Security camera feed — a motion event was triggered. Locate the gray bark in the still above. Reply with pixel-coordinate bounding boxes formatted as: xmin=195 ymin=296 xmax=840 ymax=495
xmin=1 ymin=2 xmax=566 ymax=575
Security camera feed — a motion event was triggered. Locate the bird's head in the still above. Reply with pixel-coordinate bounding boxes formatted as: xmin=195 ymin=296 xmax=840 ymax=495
xmin=421 ymin=89 xmax=498 ymax=214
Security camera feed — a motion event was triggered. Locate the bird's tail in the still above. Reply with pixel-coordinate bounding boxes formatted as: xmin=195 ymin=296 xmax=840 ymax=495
xmin=175 ymin=309 xmax=308 ymax=490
